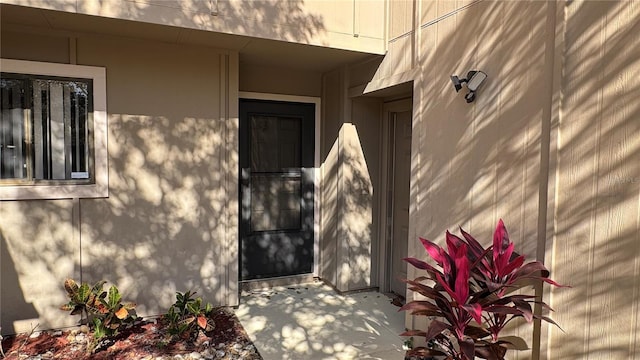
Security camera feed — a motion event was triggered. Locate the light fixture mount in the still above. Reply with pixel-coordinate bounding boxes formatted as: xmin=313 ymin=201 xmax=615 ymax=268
xmin=450 ymin=70 xmax=487 ymax=103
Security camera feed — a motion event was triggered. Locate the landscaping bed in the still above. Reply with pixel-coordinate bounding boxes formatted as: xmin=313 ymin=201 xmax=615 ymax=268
xmin=1 ymin=307 xmax=261 ymax=360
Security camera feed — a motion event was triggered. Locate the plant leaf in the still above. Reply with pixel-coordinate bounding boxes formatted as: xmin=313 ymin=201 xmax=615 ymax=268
xmin=513 ymin=299 xmax=533 ymax=322
xmin=464 ymin=325 xmax=491 ymax=340
xmin=484 ymin=305 xmax=528 ymax=321
xmin=180 ymin=316 xmax=195 ymax=326
xmin=493 ymin=219 xmax=510 ymax=254
xmin=205 ymin=318 xmax=215 ymax=332
xmin=512 ymin=261 xmax=550 ymax=279
xmin=445 ymin=230 xmax=465 ymax=255
xmin=419 ymin=237 xmax=446 ymax=265
xmin=70 ymin=305 xmax=84 ymax=315
xmin=502 ymin=254 xmax=525 ymax=277
xmin=459 ymin=227 xmax=485 ymax=256
xmin=463 ymin=303 xmax=483 ymax=324
xmin=107 ymin=285 xmax=121 ymax=308
xmin=122 ymin=302 xmax=137 ymax=310
xmin=186 ymin=301 xmax=200 ymax=315
xmin=64 ymin=279 xmax=78 ymax=297
xmin=404 ymin=279 xmax=446 ymax=300
xmin=77 ymin=283 xmax=90 ymax=303
xmin=453 ymin=243 xmax=470 ymax=304
xmin=539 ymin=315 xmax=564 ymax=331
xmin=91 ymin=280 xmax=107 ymax=294
xmin=115 ymin=307 xmax=129 ymax=320
xmin=460 ymin=337 xmax=475 ymax=360
xmin=403 ymin=257 xmax=440 ymax=277
xmin=496 ymin=335 xmax=529 ymax=350
xmin=425 ymin=320 xmax=451 ymax=341
xmin=400 ymin=330 xmax=427 ymax=337
xmin=197 ymin=315 xmax=208 ymax=329
xmin=399 ymin=301 xmax=440 ymax=313
xmin=474 ymin=342 xmax=507 ymax=360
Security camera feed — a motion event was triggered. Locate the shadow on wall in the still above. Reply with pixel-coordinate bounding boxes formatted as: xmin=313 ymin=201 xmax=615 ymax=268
xmin=0 ymin=200 xmax=79 ymax=334
xmin=0 ymin=231 xmax=38 ymax=334
xmin=321 ymin=123 xmax=373 ymax=291
xmin=409 ymin=10 xmax=559 ymax=357
xmin=405 ymin=1 xmax=639 ymax=359
xmin=0 ymin=0 xmax=330 ymax=334
xmin=548 ymin=2 xmax=640 ymax=358
xmin=11 ymin=0 xmax=326 ymax=45
xmin=412 ymin=0 xmax=552 ymax=250
xmin=80 ymin=113 xmax=234 ymax=316
xmin=213 ymin=0 xmax=326 ymax=43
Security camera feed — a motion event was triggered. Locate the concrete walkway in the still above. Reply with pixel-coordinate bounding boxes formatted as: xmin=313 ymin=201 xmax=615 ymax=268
xmin=235 ymin=280 xmax=406 ymax=360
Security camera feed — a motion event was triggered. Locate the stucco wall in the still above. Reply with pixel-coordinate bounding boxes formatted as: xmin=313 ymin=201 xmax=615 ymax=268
xmin=1 ymin=200 xmax=79 ymax=333
xmin=239 ymin=62 xmax=322 ymax=97
xmin=0 ymin=28 xmax=239 ymax=333
xmin=0 ymin=0 xmax=385 ymax=55
xmin=320 ymin=68 xmax=382 ymax=292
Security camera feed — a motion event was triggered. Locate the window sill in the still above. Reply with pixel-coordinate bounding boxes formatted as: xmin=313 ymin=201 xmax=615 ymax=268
xmin=0 ymin=183 xmax=108 ymax=200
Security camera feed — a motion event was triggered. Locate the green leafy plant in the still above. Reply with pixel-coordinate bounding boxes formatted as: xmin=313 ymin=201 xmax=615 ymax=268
xmin=60 ymin=279 xmax=105 ymax=324
xmin=0 ymin=326 xmax=5 ymax=358
xmin=60 ymin=279 xmax=137 ymax=350
xmin=165 ymin=290 xmax=215 ymax=339
xmin=401 ymin=220 xmax=566 ymax=360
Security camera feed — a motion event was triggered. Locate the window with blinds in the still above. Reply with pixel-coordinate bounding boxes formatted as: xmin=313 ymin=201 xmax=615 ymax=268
xmin=0 ymin=74 xmax=92 ymax=183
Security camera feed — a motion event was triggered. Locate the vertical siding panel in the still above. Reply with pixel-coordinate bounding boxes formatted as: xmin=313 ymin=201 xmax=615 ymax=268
xmin=631 ymin=4 xmax=640 ymax=352
xmin=553 ymin=1 xmax=602 ymax=357
xmin=419 ymin=0 xmax=437 ymax=28
xmin=389 ymin=0 xmax=410 ymax=39
xmin=595 ymin=1 xmax=640 ymax=356
xmin=553 ymin=1 xmax=640 ymax=358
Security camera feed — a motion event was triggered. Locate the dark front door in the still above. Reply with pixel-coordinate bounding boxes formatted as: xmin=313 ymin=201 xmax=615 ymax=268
xmin=239 ymin=99 xmax=315 ymax=281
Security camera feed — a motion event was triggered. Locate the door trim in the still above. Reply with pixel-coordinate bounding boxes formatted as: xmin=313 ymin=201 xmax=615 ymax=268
xmin=238 ymin=92 xmax=321 ymax=277
xmin=378 ymin=98 xmax=412 ymax=295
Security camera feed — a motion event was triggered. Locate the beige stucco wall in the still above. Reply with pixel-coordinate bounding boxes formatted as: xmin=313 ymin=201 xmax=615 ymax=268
xmin=320 ymin=67 xmax=382 ymax=292
xmin=1 ymin=25 xmax=239 ymax=333
xmin=0 ymin=0 xmax=385 ymax=55
xmin=1 ymin=200 xmax=80 ymax=332
xmin=239 ymin=62 xmax=322 ymax=97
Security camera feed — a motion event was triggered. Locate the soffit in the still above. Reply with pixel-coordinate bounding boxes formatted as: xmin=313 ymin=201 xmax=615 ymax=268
xmin=1 ymin=4 xmax=376 ymax=73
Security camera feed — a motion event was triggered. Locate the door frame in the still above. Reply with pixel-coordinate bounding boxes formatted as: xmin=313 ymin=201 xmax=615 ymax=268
xmin=238 ymin=92 xmax=321 ymax=278
xmin=377 ymin=97 xmax=413 ymax=295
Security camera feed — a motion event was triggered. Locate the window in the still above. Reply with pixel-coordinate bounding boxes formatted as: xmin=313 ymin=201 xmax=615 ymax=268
xmin=1 ymin=75 xmax=92 ymax=181
xmin=0 ymin=59 xmax=107 ymax=200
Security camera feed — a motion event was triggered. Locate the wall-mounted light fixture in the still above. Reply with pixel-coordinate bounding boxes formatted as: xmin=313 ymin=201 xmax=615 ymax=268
xmin=450 ymin=70 xmax=487 ymax=103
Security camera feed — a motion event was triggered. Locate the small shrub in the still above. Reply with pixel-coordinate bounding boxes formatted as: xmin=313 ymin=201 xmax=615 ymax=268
xmin=400 ymin=220 xmax=567 ymax=360
xmin=165 ymin=290 xmax=215 ymax=339
xmin=60 ymin=279 xmax=137 ymax=351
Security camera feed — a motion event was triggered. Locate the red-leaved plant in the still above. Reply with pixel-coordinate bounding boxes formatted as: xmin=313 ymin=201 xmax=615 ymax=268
xmin=401 ymin=219 xmax=565 ymax=360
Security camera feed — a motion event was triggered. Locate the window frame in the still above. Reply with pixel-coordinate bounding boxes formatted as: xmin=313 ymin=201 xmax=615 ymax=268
xmin=0 ymin=59 xmax=108 ymax=200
